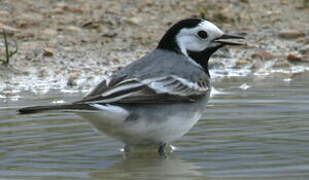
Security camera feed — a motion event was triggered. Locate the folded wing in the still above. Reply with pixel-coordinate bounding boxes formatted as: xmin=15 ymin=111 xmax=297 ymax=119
xmin=75 ymin=75 xmax=209 ymax=104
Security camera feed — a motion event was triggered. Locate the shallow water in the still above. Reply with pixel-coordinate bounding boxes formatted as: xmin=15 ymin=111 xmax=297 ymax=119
xmin=1 ymin=73 xmax=309 ymax=180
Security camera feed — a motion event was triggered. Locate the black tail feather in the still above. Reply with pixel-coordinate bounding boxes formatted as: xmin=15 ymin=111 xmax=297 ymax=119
xmin=18 ymin=104 xmax=96 ymax=114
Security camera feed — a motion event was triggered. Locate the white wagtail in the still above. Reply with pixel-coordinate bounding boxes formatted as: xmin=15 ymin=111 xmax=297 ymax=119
xmin=19 ymin=18 xmax=243 ymax=155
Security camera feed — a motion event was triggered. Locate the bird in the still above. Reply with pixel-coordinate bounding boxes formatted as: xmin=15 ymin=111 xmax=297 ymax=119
xmin=18 ymin=18 xmax=244 ymax=156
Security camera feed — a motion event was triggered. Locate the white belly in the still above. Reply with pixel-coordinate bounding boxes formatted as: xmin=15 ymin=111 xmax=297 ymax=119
xmin=76 ymin=102 xmax=206 ymax=145
xmin=129 ymin=112 xmax=202 ymax=144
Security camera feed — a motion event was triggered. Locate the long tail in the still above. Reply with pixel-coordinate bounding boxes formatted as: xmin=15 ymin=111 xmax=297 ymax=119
xmin=18 ymin=104 xmax=96 ymax=114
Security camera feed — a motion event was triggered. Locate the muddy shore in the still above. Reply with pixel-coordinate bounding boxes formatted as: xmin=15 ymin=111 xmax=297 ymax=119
xmin=0 ymin=0 xmax=308 ymax=99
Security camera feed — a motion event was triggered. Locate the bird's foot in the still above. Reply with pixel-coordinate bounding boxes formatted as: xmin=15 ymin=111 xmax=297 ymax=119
xmin=122 ymin=143 xmax=172 ymax=157
xmin=158 ymin=143 xmax=168 ymax=158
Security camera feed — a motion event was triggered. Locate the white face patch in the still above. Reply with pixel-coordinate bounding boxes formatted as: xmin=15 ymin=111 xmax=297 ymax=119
xmin=175 ymin=20 xmax=224 ymax=56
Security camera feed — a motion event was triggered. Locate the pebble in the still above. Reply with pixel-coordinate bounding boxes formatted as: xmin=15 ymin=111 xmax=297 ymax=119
xmin=278 ymin=30 xmax=306 ymax=39
xmin=101 ymin=32 xmax=118 ymax=38
xmin=15 ymin=32 xmax=35 ymax=39
xmin=0 ymin=23 xmax=19 ymax=33
xmin=283 ymin=78 xmax=292 ymax=82
xmin=56 ymin=2 xmax=85 ymax=13
xmin=42 ymin=29 xmax=57 ymax=37
xmin=239 ymin=0 xmax=249 ymax=3
xmin=68 ymin=7 xmax=85 ymax=14
xmin=50 ymin=8 xmax=65 ymax=14
xmin=297 ymin=37 xmax=309 ymax=44
xmin=82 ymin=21 xmax=101 ymax=29
xmin=15 ymin=14 xmax=43 ymax=28
xmin=38 ymin=69 xmax=48 ymax=78
xmin=287 ymin=54 xmax=302 ymax=62
xmin=235 ymin=59 xmax=250 ymax=68
xmin=272 ymin=60 xmax=291 ymax=69
xmin=126 ymin=17 xmax=142 ymax=25
xmin=43 ymin=48 xmax=54 ymax=57
xmin=56 ymin=2 xmax=69 ymax=10
xmin=0 ymin=10 xmax=10 ymax=17
xmin=67 ymin=73 xmax=79 ymax=87
xmin=251 ymin=50 xmax=274 ymax=60
xmin=64 ymin=25 xmax=81 ymax=32
xmin=239 ymin=83 xmax=250 ymax=90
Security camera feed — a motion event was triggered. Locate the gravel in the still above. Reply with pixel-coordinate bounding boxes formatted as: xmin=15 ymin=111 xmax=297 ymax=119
xmin=0 ymin=0 xmax=308 ymax=97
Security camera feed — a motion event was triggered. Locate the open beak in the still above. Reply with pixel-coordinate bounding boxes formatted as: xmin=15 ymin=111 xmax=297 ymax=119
xmin=213 ymin=34 xmax=245 ymax=46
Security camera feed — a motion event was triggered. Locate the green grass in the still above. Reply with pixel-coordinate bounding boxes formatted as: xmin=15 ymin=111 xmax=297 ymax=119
xmin=0 ymin=30 xmax=18 ymax=66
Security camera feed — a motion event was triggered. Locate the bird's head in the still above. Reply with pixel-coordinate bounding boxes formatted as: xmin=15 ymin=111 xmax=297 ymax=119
xmin=158 ymin=18 xmax=244 ymax=71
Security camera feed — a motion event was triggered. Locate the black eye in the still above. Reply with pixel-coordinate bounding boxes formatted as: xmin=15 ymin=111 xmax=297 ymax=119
xmin=197 ymin=31 xmax=208 ymax=39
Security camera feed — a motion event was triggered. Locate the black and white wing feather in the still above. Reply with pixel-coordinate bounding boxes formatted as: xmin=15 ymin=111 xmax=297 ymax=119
xmin=75 ymin=75 xmax=210 ymax=104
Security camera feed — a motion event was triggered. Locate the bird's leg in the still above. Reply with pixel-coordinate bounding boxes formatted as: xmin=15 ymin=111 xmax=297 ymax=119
xmin=124 ymin=144 xmax=130 ymax=154
xmin=158 ymin=143 xmax=167 ymax=157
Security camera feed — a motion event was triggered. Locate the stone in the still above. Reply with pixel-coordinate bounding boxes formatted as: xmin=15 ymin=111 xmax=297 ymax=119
xmin=82 ymin=21 xmax=101 ymax=29
xmin=239 ymin=0 xmax=249 ymax=3
xmin=272 ymin=60 xmax=291 ymax=69
xmin=15 ymin=13 xmax=43 ymax=28
xmin=56 ymin=2 xmax=69 ymax=10
xmin=278 ymin=30 xmax=306 ymax=39
xmin=297 ymin=37 xmax=309 ymax=44
xmin=126 ymin=17 xmax=142 ymax=25
xmin=42 ymin=29 xmax=57 ymax=37
xmin=43 ymin=48 xmax=54 ymax=57
xmin=251 ymin=50 xmax=274 ymax=60
xmin=38 ymin=69 xmax=48 ymax=78
xmin=101 ymin=32 xmax=117 ymax=38
xmin=287 ymin=53 xmax=302 ymax=62
xmin=51 ymin=8 xmax=65 ymax=14
xmin=239 ymin=83 xmax=250 ymax=90
xmin=0 ymin=10 xmax=10 ymax=16
xmin=235 ymin=59 xmax=250 ymax=68
xmin=0 ymin=23 xmax=19 ymax=33
xmin=64 ymin=25 xmax=81 ymax=32
xmin=15 ymin=32 xmax=35 ymax=39
xmin=69 ymin=7 xmax=85 ymax=13
xmin=67 ymin=73 xmax=79 ymax=87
